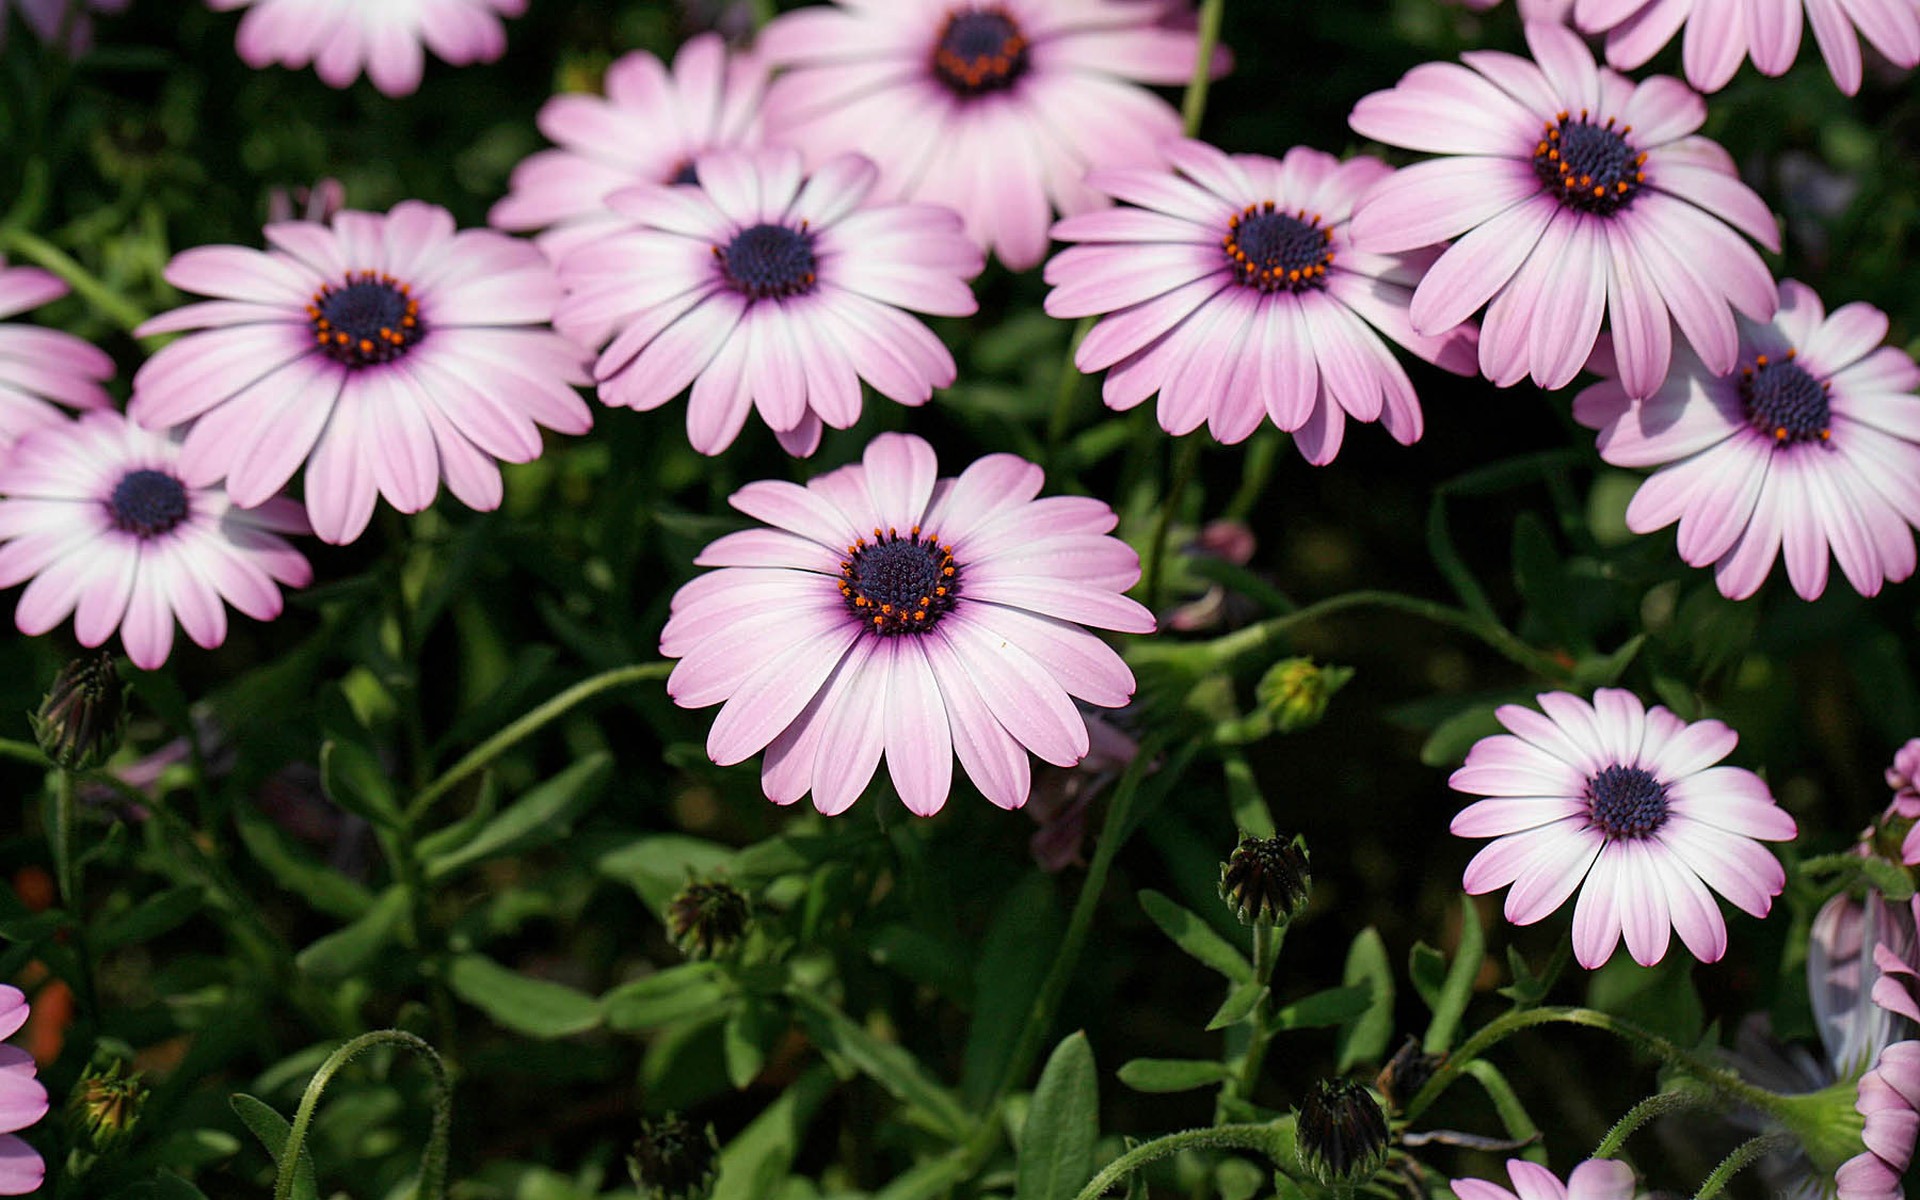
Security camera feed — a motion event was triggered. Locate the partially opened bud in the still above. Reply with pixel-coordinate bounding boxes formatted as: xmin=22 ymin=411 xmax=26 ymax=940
xmin=665 ymin=880 xmax=752 ymax=961
xmin=31 ymin=653 xmax=127 ymax=772
xmin=1295 ymin=1078 xmax=1390 ymax=1187
xmin=1218 ymin=834 xmax=1311 ymax=928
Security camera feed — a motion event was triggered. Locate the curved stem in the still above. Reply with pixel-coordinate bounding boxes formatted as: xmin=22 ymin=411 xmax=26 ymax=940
xmin=1143 ymin=439 xmax=1202 ymax=612
xmin=0 ymin=228 xmax=149 ymax=333
xmin=1405 ymin=1007 xmax=1790 ymax=1124
xmin=406 ymin=661 xmax=671 ymax=820
xmin=274 ymin=1030 xmax=452 ymax=1200
xmin=1694 ymin=1132 xmax=1794 ymax=1200
xmin=1045 ymin=317 xmax=1096 ymax=454
xmin=1074 ymin=1124 xmax=1284 ymax=1200
xmin=1593 ymin=1090 xmax=1711 ymax=1159
xmin=1200 ymin=590 xmax=1573 ymax=682
xmin=1180 ymin=0 xmax=1227 ymax=137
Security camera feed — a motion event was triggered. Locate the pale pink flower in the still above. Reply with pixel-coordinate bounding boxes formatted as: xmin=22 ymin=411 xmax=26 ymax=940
xmin=1044 ymin=140 xmax=1477 ymax=458
xmin=1884 ymin=738 xmax=1920 ymax=864
xmin=1573 ymin=280 xmax=1920 ymax=602
xmin=1572 ymin=0 xmax=1920 ymax=96
xmin=662 ymin=432 xmax=1155 ymax=815
xmin=1454 ymin=1161 xmax=1635 ymax=1200
xmin=490 ymin=35 xmax=769 ymax=261
xmin=1453 ymin=0 xmax=1577 ymax=15
xmin=0 ymin=412 xmax=311 ymax=669
xmin=557 ymin=148 xmax=982 ymax=458
xmin=759 ymin=0 xmax=1228 ymax=271
xmin=1838 ymin=1041 xmax=1920 ymax=1200
xmin=0 ymin=987 xmax=43 ymax=1196
xmin=205 ymin=0 xmax=524 ymax=97
xmin=1349 ymin=21 xmax=1780 ymax=399
xmin=130 ymin=202 xmax=591 ymax=545
xmin=1450 ymin=688 xmax=1796 ymax=968
xmin=0 ymin=260 xmax=113 ymax=455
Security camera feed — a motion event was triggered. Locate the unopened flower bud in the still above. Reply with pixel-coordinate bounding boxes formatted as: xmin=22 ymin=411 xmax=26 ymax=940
xmin=70 ymin=1061 xmax=146 ymax=1148
xmin=665 ymin=880 xmax=752 ymax=960
xmin=1256 ymin=658 xmax=1353 ymax=735
xmin=1295 ymin=1078 xmax=1390 ymax=1187
xmin=629 ymin=1114 xmax=719 ymax=1200
xmin=31 ymin=653 xmax=127 ymax=772
xmin=1218 ymin=834 xmax=1311 ymax=927
xmin=1374 ymin=1036 xmax=1442 ymax=1114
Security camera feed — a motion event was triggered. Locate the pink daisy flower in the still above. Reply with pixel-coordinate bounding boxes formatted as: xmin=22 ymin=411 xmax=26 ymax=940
xmin=1573 ymin=280 xmax=1920 ymax=602
xmin=556 ymin=148 xmax=983 ymax=458
xmin=1838 ymin=1041 xmax=1920 ymax=1200
xmin=1349 ymin=21 xmax=1780 ymax=400
xmin=0 ymin=411 xmax=311 ymax=670
xmin=662 ymin=432 xmax=1154 ymax=816
xmin=205 ymin=0 xmax=524 ymax=97
xmin=0 ymin=259 xmax=113 ymax=454
xmin=0 ymin=988 xmax=43 ymax=1197
xmin=1449 ymin=688 xmax=1796 ymax=968
xmin=1453 ymin=1160 xmax=1635 ymax=1200
xmin=1453 ymin=0 xmax=1577 ymax=16
xmin=759 ymin=0 xmax=1228 ymax=271
xmin=489 ymin=34 xmax=769 ymax=262
xmin=1571 ymin=0 xmax=1920 ymax=96
xmin=129 ymin=201 xmax=592 ymax=546
xmin=3 ymin=0 xmax=129 ymax=54
xmin=1042 ymin=140 xmax=1478 ymax=460
xmin=1883 ymin=739 xmax=1920 ymax=865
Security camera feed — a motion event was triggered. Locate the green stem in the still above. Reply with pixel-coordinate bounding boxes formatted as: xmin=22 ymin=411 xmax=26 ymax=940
xmin=1200 ymin=590 xmax=1574 ymax=683
xmin=274 ymin=1030 xmax=452 ymax=1200
xmin=1074 ymin=1123 xmax=1287 ymax=1200
xmin=1227 ymin=922 xmax=1284 ymax=1103
xmin=1180 ymin=0 xmax=1227 ymax=137
xmin=1143 ymin=439 xmax=1202 ymax=612
xmin=1046 ymin=317 xmax=1096 ymax=453
xmin=51 ymin=770 xmax=77 ymax=910
xmin=1593 ymin=1090 xmax=1710 ymax=1159
xmin=1404 ymin=1007 xmax=1791 ymax=1125
xmin=0 ymin=228 xmax=149 ymax=333
xmin=1694 ymin=1132 xmax=1794 ymax=1200
xmin=406 ymin=661 xmax=671 ymax=821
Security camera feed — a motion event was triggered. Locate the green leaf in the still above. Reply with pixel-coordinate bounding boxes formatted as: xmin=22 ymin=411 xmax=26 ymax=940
xmin=1272 ymin=983 xmax=1373 ymax=1031
xmin=711 ymin=1066 xmax=836 ymax=1200
xmin=602 ymin=963 xmax=732 ymax=1032
xmin=1420 ymin=704 xmax=1506 ymax=769
xmin=724 ymin=998 xmax=773 ymax=1090
xmin=788 ymin=989 xmax=970 ymax=1140
xmin=597 ymin=835 xmax=735 ymax=913
xmin=1864 ymin=856 xmax=1917 ymax=902
xmin=1216 ymin=1158 xmax=1264 ymax=1200
xmin=294 ymin=886 xmax=409 ymax=980
xmin=1115 ymin=1058 xmax=1230 ymax=1093
xmin=318 ymin=739 xmax=401 ymax=828
xmin=1137 ymin=890 xmax=1252 ymax=983
xmin=117 ymin=1172 xmax=216 ymax=1200
xmin=447 ymin=954 xmax=603 ymax=1039
xmin=233 ymin=806 xmax=374 ymax=921
xmin=95 ymin=886 xmax=205 ymax=950
xmin=1335 ymin=928 xmax=1394 ymax=1071
xmin=424 ymin=754 xmax=610 ymax=880
xmin=1015 ymin=1032 xmax=1098 ymax=1200
xmin=1423 ymin=895 xmax=1486 ymax=1053
xmin=411 ymin=772 xmax=498 ymax=860
xmin=228 ymin=1094 xmax=318 ymax=1200
xmin=1572 ymin=634 xmax=1647 ymax=688
xmin=1206 ymin=982 xmax=1268 ymax=1031
xmin=963 ymin=872 xmax=1064 ymax=1105
xmin=1587 ymin=955 xmax=1702 ymax=1049
xmin=1409 ymin=943 xmax=1446 ymax=1012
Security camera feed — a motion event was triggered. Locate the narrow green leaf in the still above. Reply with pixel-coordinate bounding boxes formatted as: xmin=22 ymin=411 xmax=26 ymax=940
xmin=788 ymin=989 xmax=970 ymax=1139
xmin=711 ymin=1066 xmax=836 ymax=1200
xmin=411 ymin=771 xmax=498 ymax=860
xmin=233 ymin=807 xmax=374 ymax=920
xmin=602 ymin=963 xmax=732 ymax=1032
xmin=597 ymin=835 xmax=734 ymax=912
xmin=1335 ymin=927 xmax=1394 ymax=1071
xmin=318 ymin=739 xmax=401 ymax=828
xmin=963 ymin=872 xmax=1063 ymax=1104
xmin=1272 ymin=983 xmax=1372 ymax=1031
xmin=1206 ymin=982 xmax=1268 ymax=1031
xmin=1409 ymin=943 xmax=1446 ymax=1011
xmin=1138 ymin=890 xmax=1252 ymax=983
xmin=1015 ymin=1032 xmax=1098 ymax=1200
xmin=294 ymin=887 xmax=409 ymax=980
xmin=228 ymin=1094 xmax=317 ymax=1200
xmin=1424 ymin=895 xmax=1486 ymax=1053
xmin=1463 ymin=1060 xmax=1547 ymax=1165
xmin=447 ymin=954 xmax=603 ymax=1038
xmin=1115 ymin=1058 xmax=1230 ymax=1093
xmin=95 ymin=886 xmax=205 ymax=950
xmin=424 ymin=754 xmax=610 ymax=880
xmin=724 ymin=999 xmax=772 ymax=1090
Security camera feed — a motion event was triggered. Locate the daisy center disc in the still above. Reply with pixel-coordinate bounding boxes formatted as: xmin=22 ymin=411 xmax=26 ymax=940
xmin=1740 ymin=350 xmax=1832 ymax=445
xmin=839 ymin=528 xmax=960 ymax=635
xmin=1224 ymin=205 xmax=1334 ymax=293
xmin=1586 ymin=763 xmax=1669 ymax=839
xmin=932 ymin=8 xmax=1030 ymax=96
xmin=107 ymin=469 xmax=189 ymax=538
xmin=309 ymin=272 xmax=424 ymax=367
xmin=1533 ymin=112 xmax=1645 ymax=216
xmin=716 ymin=223 xmax=819 ymax=301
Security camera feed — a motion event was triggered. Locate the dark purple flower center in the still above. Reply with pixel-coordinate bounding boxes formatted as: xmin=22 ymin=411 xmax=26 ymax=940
xmin=1224 ymin=204 xmax=1333 ymax=293
xmin=716 ymin=222 xmax=818 ymax=301
xmin=1740 ymin=350 xmax=1832 ymax=445
xmin=308 ymin=271 xmax=424 ymax=367
xmin=839 ymin=527 xmax=961 ymax=635
xmin=1533 ymin=111 xmax=1645 ymax=216
xmin=1586 ymin=763 xmax=1668 ymax=839
xmin=107 ymin=469 xmax=189 ymax=538
xmin=932 ymin=8 xmax=1030 ymax=96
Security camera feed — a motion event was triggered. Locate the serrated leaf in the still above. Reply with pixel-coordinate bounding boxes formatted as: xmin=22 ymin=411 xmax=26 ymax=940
xmin=447 ymin=954 xmax=602 ymax=1038
xmin=1206 ymin=982 xmax=1268 ymax=1031
xmin=229 ymin=1094 xmax=317 ymax=1200
xmin=602 ymin=963 xmax=732 ymax=1032
xmin=294 ymin=886 xmax=409 ymax=979
xmin=1015 ymin=1032 xmax=1098 ymax=1200
xmin=1115 ymin=1058 xmax=1230 ymax=1093
xmin=424 ymin=754 xmax=610 ymax=880
xmin=1272 ymin=983 xmax=1372 ymax=1031
xmin=1138 ymin=890 xmax=1252 ymax=983
xmin=1335 ymin=928 xmax=1394 ymax=1071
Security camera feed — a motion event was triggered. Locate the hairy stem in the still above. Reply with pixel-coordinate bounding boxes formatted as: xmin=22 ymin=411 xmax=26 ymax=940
xmin=1593 ymin=1090 xmax=1712 ymax=1159
xmin=1180 ymin=0 xmax=1227 ymax=137
xmin=274 ymin=1030 xmax=452 ymax=1200
xmin=1075 ymin=1124 xmax=1286 ymax=1200
xmin=1694 ymin=1132 xmax=1794 ymax=1200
